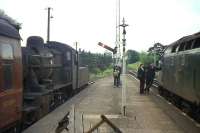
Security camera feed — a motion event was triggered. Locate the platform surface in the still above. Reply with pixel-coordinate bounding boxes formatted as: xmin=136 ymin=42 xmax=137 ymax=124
xmin=23 ymin=75 xmax=200 ymax=133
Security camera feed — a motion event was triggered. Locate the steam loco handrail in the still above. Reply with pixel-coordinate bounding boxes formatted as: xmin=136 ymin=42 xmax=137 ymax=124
xmin=29 ymin=64 xmax=62 ymax=68
xmin=30 ymin=54 xmax=53 ymax=58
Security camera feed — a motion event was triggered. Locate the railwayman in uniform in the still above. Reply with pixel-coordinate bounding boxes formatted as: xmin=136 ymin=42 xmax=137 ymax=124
xmin=137 ymin=64 xmax=145 ymax=94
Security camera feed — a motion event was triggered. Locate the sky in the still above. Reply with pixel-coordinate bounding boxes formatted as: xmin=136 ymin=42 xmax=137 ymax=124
xmin=1 ymin=0 xmax=200 ymax=53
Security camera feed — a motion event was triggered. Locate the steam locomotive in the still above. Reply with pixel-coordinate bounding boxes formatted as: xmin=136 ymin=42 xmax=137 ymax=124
xmin=0 ymin=17 xmax=89 ymax=132
xmin=157 ymin=32 xmax=200 ymax=121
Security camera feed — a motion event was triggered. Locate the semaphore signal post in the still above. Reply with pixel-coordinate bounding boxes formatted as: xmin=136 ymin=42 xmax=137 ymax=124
xmin=120 ymin=17 xmax=128 ymax=116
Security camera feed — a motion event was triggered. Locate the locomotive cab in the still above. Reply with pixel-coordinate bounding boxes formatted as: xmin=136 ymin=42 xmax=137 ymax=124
xmin=0 ymin=18 xmax=22 ymax=132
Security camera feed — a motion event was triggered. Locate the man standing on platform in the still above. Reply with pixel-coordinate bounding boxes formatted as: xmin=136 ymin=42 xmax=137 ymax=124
xmin=145 ymin=64 xmax=157 ymax=94
xmin=117 ymin=65 xmax=121 ymax=86
xmin=137 ymin=64 xmax=145 ymax=94
xmin=113 ymin=66 xmax=120 ymax=87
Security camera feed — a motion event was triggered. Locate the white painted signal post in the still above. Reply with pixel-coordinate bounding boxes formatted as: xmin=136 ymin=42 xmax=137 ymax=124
xmin=120 ymin=18 xmax=128 ymax=116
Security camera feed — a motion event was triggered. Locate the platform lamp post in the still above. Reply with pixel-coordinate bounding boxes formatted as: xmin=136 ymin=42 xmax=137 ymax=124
xmin=75 ymin=42 xmax=79 ymax=89
xmin=120 ymin=18 xmax=128 ymax=116
xmin=46 ymin=7 xmax=53 ymax=42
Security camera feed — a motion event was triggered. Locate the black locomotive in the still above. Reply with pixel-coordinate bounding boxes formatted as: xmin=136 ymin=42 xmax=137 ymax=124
xmin=0 ymin=16 xmax=89 ymax=132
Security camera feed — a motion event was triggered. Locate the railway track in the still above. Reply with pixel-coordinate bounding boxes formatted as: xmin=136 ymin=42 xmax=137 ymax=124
xmin=128 ymin=70 xmax=200 ymax=124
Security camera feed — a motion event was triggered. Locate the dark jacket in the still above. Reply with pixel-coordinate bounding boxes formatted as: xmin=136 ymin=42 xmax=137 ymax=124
xmin=137 ymin=67 xmax=145 ymax=80
xmin=146 ymin=67 xmax=156 ymax=81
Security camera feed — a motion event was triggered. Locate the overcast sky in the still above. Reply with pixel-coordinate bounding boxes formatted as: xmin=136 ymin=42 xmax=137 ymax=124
xmin=1 ymin=0 xmax=200 ymax=52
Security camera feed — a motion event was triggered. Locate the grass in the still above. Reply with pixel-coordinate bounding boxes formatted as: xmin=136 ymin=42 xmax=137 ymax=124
xmin=127 ymin=61 xmax=141 ymax=71
xmin=89 ymin=61 xmax=142 ymax=81
xmin=89 ymin=68 xmax=113 ymax=81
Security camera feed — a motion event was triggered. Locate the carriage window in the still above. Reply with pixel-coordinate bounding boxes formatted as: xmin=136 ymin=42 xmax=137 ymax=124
xmin=66 ymin=51 xmax=71 ymax=61
xmin=1 ymin=44 xmax=14 ymax=60
xmin=192 ymin=39 xmax=200 ymax=49
xmin=0 ymin=43 xmax=14 ymax=90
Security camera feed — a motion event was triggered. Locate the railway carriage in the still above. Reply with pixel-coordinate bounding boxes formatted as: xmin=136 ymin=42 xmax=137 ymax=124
xmin=0 ymin=18 xmax=23 ymax=132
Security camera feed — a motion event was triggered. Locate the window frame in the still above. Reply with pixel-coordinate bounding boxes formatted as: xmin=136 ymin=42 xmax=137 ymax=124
xmin=0 ymin=43 xmax=14 ymax=90
xmin=0 ymin=43 xmax=14 ymax=60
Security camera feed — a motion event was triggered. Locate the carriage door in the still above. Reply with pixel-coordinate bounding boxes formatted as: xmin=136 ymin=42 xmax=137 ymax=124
xmin=0 ymin=42 xmax=21 ymax=128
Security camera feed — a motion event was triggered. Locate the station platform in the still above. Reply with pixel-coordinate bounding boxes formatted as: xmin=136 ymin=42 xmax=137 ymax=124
xmin=23 ymin=75 xmax=200 ymax=133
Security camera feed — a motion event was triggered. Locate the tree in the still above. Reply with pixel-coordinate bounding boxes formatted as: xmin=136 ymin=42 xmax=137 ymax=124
xmin=139 ymin=52 xmax=154 ymax=66
xmin=148 ymin=42 xmax=167 ymax=65
xmin=78 ymin=50 xmax=112 ymax=74
xmin=127 ymin=49 xmax=139 ymax=64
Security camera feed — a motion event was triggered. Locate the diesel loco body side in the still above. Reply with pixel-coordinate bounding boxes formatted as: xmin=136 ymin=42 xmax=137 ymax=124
xmin=158 ymin=32 xmax=200 ymax=106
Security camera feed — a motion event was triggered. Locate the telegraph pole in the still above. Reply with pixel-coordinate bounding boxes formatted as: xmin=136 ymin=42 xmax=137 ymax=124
xmin=46 ymin=7 xmax=53 ymax=42
xmin=120 ymin=18 xmax=128 ymax=116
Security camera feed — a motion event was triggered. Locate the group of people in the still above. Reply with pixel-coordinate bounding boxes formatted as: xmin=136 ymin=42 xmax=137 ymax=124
xmin=113 ymin=66 xmax=121 ymax=87
xmin=137 ymin=64 xmax=157 ymax=94
xmin=112 ymin=63 xmax=157 ymax=92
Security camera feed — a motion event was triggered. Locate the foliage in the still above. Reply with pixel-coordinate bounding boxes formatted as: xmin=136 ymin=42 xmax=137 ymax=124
xmin=139 ymin=51 xmax=155 ymax=66
xmin=127 ymin=61 xmax=141 ymax=71
xmin=127 ymin=49 xmax=139 ymax=64
xmin=89 ymin=67 xmax=113 ymax=81
xmin=79 ymin=50 xmax=113 ymax=74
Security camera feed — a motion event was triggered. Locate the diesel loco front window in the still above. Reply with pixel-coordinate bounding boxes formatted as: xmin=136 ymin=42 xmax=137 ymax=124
xmin=0 ymin=43 xmax=14 ymax=90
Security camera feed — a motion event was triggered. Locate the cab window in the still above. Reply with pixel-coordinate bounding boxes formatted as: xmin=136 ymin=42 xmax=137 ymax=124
xmin=184 ymin=40 xmax=193 ymax=50
xmin=192 ymin=38 xmax=200 ymax=49
xmin=0 ymin=43 xmax=14 ymax=90
xmin=171 ymin=44 xmax=178 ymax=53
xmin=178 ymin=43 xmax=185 ymax=51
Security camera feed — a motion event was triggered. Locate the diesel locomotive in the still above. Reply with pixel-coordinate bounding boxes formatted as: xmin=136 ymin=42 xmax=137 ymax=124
xmin=0 ymin=17 xmax=89 ymax=132
xmin=157 ymin=32 xmax=200 ymax=121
